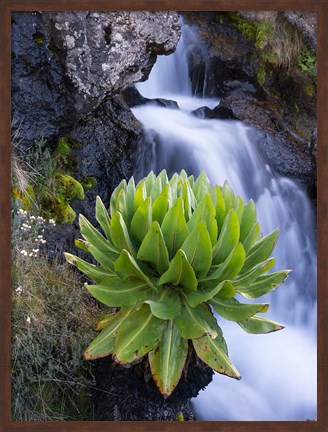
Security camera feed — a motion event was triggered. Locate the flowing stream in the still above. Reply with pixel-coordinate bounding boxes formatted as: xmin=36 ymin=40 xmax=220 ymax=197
xmin=133 ymin=23 xmax=317 ymax=421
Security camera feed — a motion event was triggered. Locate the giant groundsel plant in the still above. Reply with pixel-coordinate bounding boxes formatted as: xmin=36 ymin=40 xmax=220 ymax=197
xmin=65 ymin=170 xmax=290 ymax=397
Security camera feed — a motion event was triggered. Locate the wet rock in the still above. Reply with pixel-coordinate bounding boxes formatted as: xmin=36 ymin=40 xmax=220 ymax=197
xmin=253 ymin=130 xmax=313 ymax=188
xmin=92 ymin=347 xmax=214 ymax=421
xmin=180 ymin=12 xmax=316 ymax=195
xmin=153 ymin=98 xmax=180 ymax=109
xmin=12 ymin=11 xmax=180 ymax=150
xmin=121 ymin=86 xmax=149 ymax=107
xmin=122 ymin=86 xmax=179 ymax=109
xmin=192 ymin=105 xmax=236 ymax=120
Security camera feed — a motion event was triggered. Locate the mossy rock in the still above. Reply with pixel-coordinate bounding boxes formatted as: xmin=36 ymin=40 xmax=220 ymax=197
xmin=81 ymin=176 xmax=97 ymax=190
xmin=57 ymin=174 xmax=85 ymax=201
xmin=55 ymin=202 xmax=77 ymax=224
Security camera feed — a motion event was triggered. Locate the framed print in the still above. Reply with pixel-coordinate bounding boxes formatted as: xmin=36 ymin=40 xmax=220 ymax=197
xmin=1 ymin=1 xmax=327 ymax=431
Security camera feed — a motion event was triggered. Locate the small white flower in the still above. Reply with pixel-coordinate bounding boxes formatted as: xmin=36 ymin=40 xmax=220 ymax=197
xmin=15 ymin=286 xmax=23 ymax=293
xmin=26 ymin=316 xmax=31 ymax=324
xmin=37 ymin=235 xmax=43 ymax=239
xmin=33 ymin=249 xmax=39 ymax=253
xmin=41 ymin=239 xmax=46 ymax=244
xmin=29 ymin=253 xmax=33 ymax=257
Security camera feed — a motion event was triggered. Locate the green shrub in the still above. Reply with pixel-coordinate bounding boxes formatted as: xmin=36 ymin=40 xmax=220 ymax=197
xmin=65 ymin=170 xmax=290 ymax=397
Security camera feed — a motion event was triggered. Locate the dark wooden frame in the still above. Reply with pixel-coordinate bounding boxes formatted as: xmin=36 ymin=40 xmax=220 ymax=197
xmin=1 ymin=1 xmax=327 ymax=431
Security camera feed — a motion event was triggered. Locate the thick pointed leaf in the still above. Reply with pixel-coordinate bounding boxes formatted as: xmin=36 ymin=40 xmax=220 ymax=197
xmin=238 ymin=316 xmax=285 ymax=334
xmin=188 ymin=174 xmax=195 ymax=188
xmin=169 ymin=173 xmax=179 ymax=203
xmin=114 ymin=249 xmax=157 ymax=291
xmin=182 ymin=182 xmax=196 ymax=221
xmin=159 ymin=249 xmax=197 ymax=291
xmin=158 ymin=169 xmax=169 ymax=188
xmin=109 ymin=211 xmax=135 ymax=256
xmin=193 ymin=171 xmax=211 ymax=202
xmin=187 ymin=194 xmax=218 ymax=246
xmin=144 ymin=171 xmax=156 ymax=195
xmin=161 ymin=198 xmax=189 ymax=259
xmin=86 ymin=279 xmax=153 ymax=308
xmin=134 ymin=180 xmax=147 ymax=210
xmin=237 ymin=270 xmax=291 ymax=299
xmin=114 ymin=304 xmax=167 ymax=364
xmin=149 ymin=321 xmax=188 ymax=397
xmin=79 ymin=214 xmax=118 ymax=253
xmin=183 ymin=281 xmax=232 ymax=307
xmin=137 ymin=221 xmax=169 ymax=275
xmin=242 ymin=222 xmax=261 ymax=253
xmin=215 ymin=281 xmax=237 ymax=299
xmin=179 ymin=169 xmax=189 ymax=182
xmin=240 ymin=199 xmax=257 ymax=242
xmin=210 ymin=297 xmax=269 ymax=321
xmin=95 ymin=196 xmax=111 ymax=240
xmin=221 ymin=180 xmax=235 ymax=211
xmin=84 ymin=308 xmax=132 ymax=360
xmin=110 ymin=179 xmax=127 ymax=215
xmin=145 ymin=288 xmax=181 ymax=320
xmin=130 ymin=197 xmax=152 ymax=244
xmin=74 ymin=238 xmax=89 ymax=252
xmin=193 ymin=334 xmax=241 ymax=379
xmin=64 ymin=253 xmax=115 ymax=283
xmin=116 ymin=188 xmax=128 ymax=221
xmin=125 ymin=177 xmax=136 ymax=226
xmin=86 ymin=244 xmax=118 ymax=270
xmin=212 ymin=209 xmax=239 ymax=265
xmin=214 ymin=185 xmax=226 ymax=233
xmin=95 ymin=313 xmax=118 ymax=331
xmin=152 ymin=184 xmax=171 ymax=225
xmin=232 ymin=196 xmax=244 ymax=222
xmin=205 ymin=242 xmax=245 ymax=284
xmin=174 ymin=300 xmax=218 ymax=339
xmin=150 ymin=175 xmax=163 ymax=201
xmin=232 ymin=258 xmax=275 ymax=288
xmin=181 ymin=220 xmax=212 ymax=278
xmin=241 ymin=228 xmax=279 ymax=273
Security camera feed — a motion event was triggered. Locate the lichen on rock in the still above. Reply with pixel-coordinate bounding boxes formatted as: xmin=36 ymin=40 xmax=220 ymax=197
xmin=50 ymin=11 xmax=180 ymax=100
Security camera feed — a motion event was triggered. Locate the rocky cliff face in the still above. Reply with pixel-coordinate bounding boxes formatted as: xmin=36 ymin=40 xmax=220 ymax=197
xmin=12 ymin=11 xmax=180 ymax=151
xmin=181 ymin=12 xmax=317 ymax=196
xmin=12 ymin=11 xmax=180 ymax=222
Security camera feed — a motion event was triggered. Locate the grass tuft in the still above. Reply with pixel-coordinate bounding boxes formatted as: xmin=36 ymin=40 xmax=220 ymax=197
xmin=11 ymin=209 xmax=101 ymax=420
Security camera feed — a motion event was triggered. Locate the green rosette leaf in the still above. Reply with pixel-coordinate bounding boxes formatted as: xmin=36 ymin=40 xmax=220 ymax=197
xmin=149 ymin=321 xmax=188 ymax=398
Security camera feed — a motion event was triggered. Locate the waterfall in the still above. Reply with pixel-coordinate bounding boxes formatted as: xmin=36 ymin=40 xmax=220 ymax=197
xmin=133 ymin=22 xmax=317 ymax=421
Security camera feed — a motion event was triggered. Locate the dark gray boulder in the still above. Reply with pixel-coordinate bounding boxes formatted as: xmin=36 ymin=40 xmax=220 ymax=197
xmin=11 ymin=11 xmax=180 ymax=150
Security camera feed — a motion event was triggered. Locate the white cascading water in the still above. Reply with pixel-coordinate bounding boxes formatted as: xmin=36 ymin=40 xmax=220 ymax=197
xmin=133 ymin=22 xmax=317 ymax=421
